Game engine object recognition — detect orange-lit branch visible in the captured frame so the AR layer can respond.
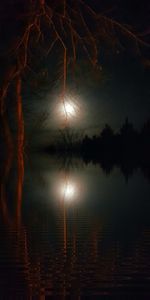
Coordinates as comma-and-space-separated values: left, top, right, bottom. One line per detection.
16, 77, 24, 223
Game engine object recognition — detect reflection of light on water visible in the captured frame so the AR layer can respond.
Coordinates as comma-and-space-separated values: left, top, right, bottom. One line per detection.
52, 172, 84, 205
42, 162, 86, 206
59, 180, 77, 202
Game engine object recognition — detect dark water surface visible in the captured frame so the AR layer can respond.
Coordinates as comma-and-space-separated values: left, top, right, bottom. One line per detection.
1, 153, 150, 298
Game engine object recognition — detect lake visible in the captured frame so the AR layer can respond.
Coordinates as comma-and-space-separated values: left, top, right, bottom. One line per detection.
0, 153, 150, 298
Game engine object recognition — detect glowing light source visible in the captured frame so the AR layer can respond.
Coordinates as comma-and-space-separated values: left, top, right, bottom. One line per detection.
60, 180, 77, 202
55, 95, 79, 123
52, 93, 84, 127
62, 100, 76, 119
64, 102, 75, 116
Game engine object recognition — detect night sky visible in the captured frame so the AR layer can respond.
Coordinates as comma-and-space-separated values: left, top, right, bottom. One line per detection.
25, 53, 150, 135
0, 0, 150, 141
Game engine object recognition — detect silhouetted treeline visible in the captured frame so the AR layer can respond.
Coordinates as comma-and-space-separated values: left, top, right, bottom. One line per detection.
80, 118, 150, 180
44, 118, 150, 181
81, 118, 150, 155
46, 118, 150, 155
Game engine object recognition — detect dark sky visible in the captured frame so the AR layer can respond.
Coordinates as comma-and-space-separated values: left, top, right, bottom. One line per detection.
83, 54, 150, 133
23, 0, 150, 136
1, 0, 150, 138
24, 50, 150, 138
84, 0, 150, 133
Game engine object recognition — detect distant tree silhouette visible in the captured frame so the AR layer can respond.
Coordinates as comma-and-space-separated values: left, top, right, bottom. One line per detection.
101, 124, 114, 139
119, 118, 138, 151
100, 124, 114, 151
120, 118, 135, 138
82, 134, 93, 155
